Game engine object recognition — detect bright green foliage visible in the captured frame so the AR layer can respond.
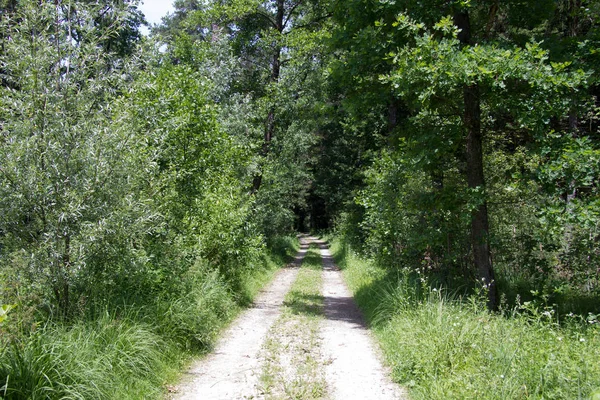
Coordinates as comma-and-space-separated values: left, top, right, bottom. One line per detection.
350, 149, 470, 276
0, 304, 13, 325
0, 0, 147, 316
0, 313, 170, 399
0, 1, 298, 397
327, 0, 600, 310
122, 57, 264, 292
331, 236, 600, 400
1, 0, 600, 396
156, 0, 333, 234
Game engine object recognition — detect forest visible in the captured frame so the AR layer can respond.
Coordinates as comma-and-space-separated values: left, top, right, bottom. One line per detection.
0, 0, 599, 398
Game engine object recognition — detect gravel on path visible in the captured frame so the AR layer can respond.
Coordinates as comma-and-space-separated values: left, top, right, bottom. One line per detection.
172, 238, 310, 400
171, 236, 405, 400
317, 239, 406, 400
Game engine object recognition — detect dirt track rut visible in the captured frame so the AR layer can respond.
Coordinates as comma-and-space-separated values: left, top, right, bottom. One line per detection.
317, 239, 404, 399
172, 236, 404, 400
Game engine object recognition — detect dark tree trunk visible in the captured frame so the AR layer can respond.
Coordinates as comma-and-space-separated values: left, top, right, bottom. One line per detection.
454, 9, 498, 310
464, 84, 497, 310
566, 0, 581, 38
251, 0, 284, 194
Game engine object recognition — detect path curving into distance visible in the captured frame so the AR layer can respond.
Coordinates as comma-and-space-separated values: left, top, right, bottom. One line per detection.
172, 236, 405, 400
316, 238, 405, 400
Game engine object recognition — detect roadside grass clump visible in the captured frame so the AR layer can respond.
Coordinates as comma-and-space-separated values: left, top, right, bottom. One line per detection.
268, 236, 302, 265
259, 243, 326, 400
0, 237, 299, 399
330, 236, 600, 400
153, 266, 238, 351
0, 312, 172, 400
155, 236, 299, 352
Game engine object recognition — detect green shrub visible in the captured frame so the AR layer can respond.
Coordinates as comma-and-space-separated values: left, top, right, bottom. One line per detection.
0, 235, 298, 399
331, 236, 600, 400
0, 313, 171, 400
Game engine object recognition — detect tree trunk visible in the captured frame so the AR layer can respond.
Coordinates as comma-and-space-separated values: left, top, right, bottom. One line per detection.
464, 84, 497, 310
455, 9, 498, 310
251, 0, 284, 194
566, 0, 581, 39
61, 233, 71, 316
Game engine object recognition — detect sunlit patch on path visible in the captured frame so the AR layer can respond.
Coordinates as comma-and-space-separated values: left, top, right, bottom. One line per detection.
317, 239, 406, 400
257, 242, 326, 399
172, 238, 310, 400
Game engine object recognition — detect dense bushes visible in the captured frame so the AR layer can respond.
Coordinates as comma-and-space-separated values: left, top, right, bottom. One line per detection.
338, 131, 600, 313
0, 0, 261, 318
323, 0, 600, 312
0, 240, 297, 398
0, 2, 298, 398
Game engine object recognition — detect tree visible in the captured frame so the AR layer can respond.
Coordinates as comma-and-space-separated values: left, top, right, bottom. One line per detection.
0, 0, 144, 315
327, 0, 595, 309
156, 0, 332, 235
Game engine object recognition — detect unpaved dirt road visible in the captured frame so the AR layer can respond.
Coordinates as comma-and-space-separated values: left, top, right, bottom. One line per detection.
317, 239, 403, 399
172, 236, 405, 400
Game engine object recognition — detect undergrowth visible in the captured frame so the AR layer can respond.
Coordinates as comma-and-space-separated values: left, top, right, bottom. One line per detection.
329, 236, 600, 400
240, 235, 301, 306
0, 236, 298, 400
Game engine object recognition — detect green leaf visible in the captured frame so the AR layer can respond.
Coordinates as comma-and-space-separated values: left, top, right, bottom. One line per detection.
0, 304, 15, 324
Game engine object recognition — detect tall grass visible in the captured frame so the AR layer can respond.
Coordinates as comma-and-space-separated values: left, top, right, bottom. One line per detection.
0, 236, 299, 399
0, 268, 231, 399
1, 313, 170, 399
329, 236, 600, 400
154, 267, 238, 351
238, 235, 301, 305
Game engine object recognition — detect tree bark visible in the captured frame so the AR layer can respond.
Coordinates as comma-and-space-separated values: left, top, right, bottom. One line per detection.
454, 9, 498, 310
464, 84, 497, 310
251, 0, 284, 194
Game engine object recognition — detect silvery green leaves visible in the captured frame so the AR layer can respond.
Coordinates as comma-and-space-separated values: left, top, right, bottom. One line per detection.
0, 0, 142, 316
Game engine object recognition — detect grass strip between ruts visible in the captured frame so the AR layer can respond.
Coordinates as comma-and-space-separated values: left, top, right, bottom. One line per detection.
258, 243, 327, 400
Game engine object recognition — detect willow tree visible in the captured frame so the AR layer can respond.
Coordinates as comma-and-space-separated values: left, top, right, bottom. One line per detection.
0, 0, 144, 315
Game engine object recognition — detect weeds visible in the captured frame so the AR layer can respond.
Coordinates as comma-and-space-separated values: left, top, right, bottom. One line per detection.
0, 313, 169, 399
259, 244, 326, 400
0, 236, 298, 399
330, 236, 600, 400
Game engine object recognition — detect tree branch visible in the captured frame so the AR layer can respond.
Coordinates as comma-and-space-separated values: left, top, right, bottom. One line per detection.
285, 12, 332, 32
283, 0, 304, 30
254, 9, 278, 30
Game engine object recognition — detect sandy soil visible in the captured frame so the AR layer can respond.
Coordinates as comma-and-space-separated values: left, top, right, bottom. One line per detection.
172, 238, 310, 400
171, 236, 405, 400
317, 239, 406, 400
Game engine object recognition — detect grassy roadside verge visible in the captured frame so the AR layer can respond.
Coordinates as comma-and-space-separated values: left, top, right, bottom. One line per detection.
0, 236, 299, 400
258, 244, 326, 400
329, 236, 600, 400
239, 236, 302, 305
